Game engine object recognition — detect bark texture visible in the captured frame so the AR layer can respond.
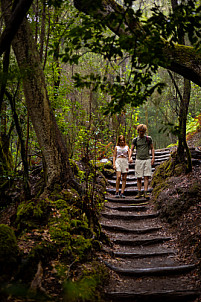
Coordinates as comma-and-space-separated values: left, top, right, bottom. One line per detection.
1, 0, 73, 188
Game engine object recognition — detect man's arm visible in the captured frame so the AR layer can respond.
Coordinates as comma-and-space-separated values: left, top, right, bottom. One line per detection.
150, 143, 155, 166
129, 144, 134, 163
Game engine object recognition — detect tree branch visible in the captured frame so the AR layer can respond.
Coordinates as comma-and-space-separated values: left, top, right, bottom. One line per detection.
0, 0, 33, 56
73, 0, 201, 87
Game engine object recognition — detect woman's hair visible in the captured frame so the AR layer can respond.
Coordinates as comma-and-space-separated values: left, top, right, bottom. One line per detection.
117, 135, 127, 146
137, 124, 147, 133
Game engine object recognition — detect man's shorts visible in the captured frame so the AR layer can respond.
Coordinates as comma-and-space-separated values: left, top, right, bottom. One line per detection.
115, 158, 129, 174
135, 158, 152, 178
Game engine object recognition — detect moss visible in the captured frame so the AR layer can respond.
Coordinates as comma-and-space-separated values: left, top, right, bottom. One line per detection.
72, 235, 93, 261
0, 224, 19, 280
48, 197, 95, 263
174, 43, 201, 61
188, 182, 201, 195
15, 199, 50, 231
63, 261, 109, 302
174, 163, 186, 176
151, 156, 187, 203
62, 189, 80, 203
151, 159, 172, 201
152, 182, 169, 202
101, 168, 114, 178
69, 159, 85, 182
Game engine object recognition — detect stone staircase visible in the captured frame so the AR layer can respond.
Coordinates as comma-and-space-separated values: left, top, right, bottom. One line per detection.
100, 148, 201, 302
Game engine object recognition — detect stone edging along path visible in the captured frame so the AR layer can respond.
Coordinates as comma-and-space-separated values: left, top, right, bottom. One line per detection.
99, 148, 201, 302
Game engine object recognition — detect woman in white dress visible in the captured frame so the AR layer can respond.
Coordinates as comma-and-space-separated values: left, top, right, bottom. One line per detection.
113, 135, 130, 198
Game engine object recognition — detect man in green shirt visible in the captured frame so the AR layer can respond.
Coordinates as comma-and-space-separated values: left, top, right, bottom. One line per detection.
129, 124, 155, 199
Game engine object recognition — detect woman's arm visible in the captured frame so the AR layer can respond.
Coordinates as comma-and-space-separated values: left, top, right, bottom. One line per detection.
113, 146, 117, 169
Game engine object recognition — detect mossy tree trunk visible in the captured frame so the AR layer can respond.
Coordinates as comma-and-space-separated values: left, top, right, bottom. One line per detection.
0, 46, 14, 177
1, 0, 81, 193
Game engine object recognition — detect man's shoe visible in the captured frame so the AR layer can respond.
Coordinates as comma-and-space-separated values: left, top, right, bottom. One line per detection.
144, 192, 150, 199
120, 193, 125, 198
135, 193, 141, 199
115, 192, 120, 198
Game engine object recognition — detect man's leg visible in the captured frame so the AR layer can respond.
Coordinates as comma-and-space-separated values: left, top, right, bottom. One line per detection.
135, 177, 142, 198
144, 159, 152, 198
144, 176, 150, 198
144, 176, 149, 191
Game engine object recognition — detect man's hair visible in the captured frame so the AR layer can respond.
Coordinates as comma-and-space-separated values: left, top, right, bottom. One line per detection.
137, 124, 147, 133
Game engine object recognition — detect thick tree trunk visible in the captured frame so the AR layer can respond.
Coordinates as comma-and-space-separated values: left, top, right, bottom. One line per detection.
1, 0, 74, 189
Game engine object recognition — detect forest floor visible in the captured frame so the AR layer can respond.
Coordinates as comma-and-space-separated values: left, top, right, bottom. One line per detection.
159, 130, 201, 267
0, 131, 201, 301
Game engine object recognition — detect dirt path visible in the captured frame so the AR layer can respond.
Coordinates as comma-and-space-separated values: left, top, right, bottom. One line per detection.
100, 149, 201, 302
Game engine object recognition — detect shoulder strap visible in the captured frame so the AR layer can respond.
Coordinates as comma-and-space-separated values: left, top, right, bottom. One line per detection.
146, 136, 151, 145
133, 137, 137, 147
134, 136, 151, 147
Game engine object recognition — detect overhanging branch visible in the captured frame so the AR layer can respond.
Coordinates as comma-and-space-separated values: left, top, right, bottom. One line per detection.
73, 0, 201, 87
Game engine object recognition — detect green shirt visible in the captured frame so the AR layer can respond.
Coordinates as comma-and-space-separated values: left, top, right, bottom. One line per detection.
132, 136, 152, 160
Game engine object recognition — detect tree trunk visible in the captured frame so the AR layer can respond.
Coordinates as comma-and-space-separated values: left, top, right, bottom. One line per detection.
6, 90, 31, 198
177, 79, 192, 172
171, 0, 192, 173
1, 0, 77, 191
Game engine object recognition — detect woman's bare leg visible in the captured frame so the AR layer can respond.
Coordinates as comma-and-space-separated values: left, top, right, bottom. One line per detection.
116, 171, 121, 193
121, 173, 127, 194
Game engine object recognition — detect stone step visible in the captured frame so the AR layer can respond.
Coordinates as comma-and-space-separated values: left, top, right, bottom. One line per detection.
111, 244, 179, 255
101, 212, 159, 220
103, 261, 196, 276
112, 236, 171, 246
108, 179, 140, 187
105, 195, 149, 203
102, 147, 200, 302
104, 204, 148, 211
103, 255, 181, 269
112, 250, 175, 258
106, 187, 152, 196
105, 289, 200, 302
101, 223, 161, 234
112, 172, 155, 179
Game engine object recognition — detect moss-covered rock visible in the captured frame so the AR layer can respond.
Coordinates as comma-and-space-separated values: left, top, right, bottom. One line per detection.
63, 260, 109, 302
15, 199, 50, 231
0, 224, 19, 280
151, 155, 188, 203
95, 159, 114, 178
